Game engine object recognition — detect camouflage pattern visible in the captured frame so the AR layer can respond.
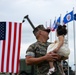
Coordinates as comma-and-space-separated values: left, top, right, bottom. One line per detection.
26, 41, 63, 75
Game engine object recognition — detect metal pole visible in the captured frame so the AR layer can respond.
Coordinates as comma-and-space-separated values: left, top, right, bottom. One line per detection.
49, 19, 52, 42
45, 21, 47, 28
65, 11, 70, 75
22, 15, 35, 30
67, 21, 70, 75
73, 7, 76, 75
55, 17, 57, 40
24, 15, 35, 29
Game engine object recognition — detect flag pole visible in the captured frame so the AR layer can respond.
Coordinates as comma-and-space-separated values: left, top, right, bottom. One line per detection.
49, 19, 52, 42
66, 10, 70, 75
73, 7, 76, 75
22, 15, 35, 29
60, 13, 64, 68
45, 21, 47, 28
55, 17, 57, 40
60, 14, 61, 25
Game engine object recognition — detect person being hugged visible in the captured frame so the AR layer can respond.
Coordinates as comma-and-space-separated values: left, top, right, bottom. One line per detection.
47, 25, 70, 75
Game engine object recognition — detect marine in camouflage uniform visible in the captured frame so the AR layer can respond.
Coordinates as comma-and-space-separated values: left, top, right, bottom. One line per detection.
26, 25, 63, 75
26, 41, 62, 75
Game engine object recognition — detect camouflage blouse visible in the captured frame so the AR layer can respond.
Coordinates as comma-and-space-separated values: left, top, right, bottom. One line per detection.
26, 41, 62, 75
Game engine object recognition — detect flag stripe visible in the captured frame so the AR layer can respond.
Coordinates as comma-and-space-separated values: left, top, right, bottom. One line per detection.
16, 23, 22, 73
9, 22, 14, 72
4, 22, 8, 72
6, 22, 12, 72
1, 40, 6, 72
14, 23, 19, 73
0, 41, 2, 72
12, 22, 17, 72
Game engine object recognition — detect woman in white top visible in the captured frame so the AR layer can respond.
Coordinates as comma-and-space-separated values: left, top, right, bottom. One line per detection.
47, 25, 70, 75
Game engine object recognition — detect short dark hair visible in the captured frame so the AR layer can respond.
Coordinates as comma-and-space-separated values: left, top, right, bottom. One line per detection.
56, 25, 67, 36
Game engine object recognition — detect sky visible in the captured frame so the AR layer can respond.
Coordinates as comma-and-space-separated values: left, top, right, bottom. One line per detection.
0, 0, 76, 70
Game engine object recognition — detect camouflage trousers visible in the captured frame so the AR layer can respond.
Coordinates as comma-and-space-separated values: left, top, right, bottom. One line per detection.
37, 61, 63, 75
37, 71, 62, 75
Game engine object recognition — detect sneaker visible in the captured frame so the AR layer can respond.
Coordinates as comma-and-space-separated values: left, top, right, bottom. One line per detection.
47, 71, 54, 75
63, 72, 65, 75
47, 67, 55, 75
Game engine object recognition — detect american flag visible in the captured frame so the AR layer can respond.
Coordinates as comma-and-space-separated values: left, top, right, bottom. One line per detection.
51, 20, 57, 31
0, 22, 22, 73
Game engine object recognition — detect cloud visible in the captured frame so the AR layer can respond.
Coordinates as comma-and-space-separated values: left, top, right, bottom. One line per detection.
0, 0, 76, 69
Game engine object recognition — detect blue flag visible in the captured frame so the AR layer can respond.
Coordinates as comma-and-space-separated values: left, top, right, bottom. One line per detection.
63, 11, 73, 24
57, 16, 61, 23
74, 14, 76, 20
57, 16, 61, 26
